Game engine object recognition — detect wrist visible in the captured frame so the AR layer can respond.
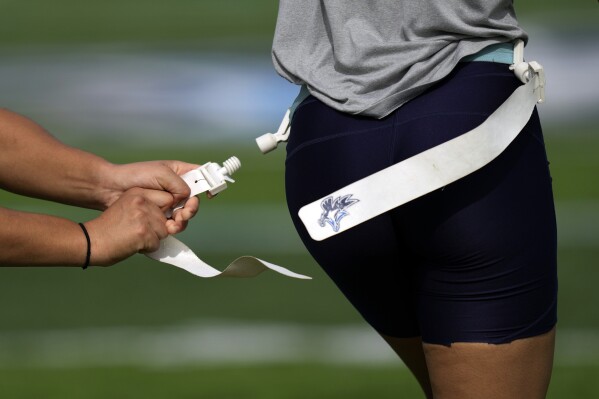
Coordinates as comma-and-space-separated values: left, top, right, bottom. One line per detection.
94, 161, 122, 210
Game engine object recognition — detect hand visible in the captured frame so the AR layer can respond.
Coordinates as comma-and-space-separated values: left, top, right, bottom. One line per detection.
84, 188, 173, 266
100, 160, 200, 234
167, 195, 199, 235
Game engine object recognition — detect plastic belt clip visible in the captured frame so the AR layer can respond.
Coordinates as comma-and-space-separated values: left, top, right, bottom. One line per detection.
256, 109, 291, 154
510, 39, 545, 103
165, 156, 240, 218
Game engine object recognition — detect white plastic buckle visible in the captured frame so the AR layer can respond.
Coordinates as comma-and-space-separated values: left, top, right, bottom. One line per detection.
510, 39, 545, 103
199, 157, 240, 196
166, 156, 241, 218
255, 109, 291, 154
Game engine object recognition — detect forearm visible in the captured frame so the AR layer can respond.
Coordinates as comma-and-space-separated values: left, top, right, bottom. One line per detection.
0, 207, 87, 266
0, 109, 199, 232
0, 186, 183, 267
0, 109, 113, 209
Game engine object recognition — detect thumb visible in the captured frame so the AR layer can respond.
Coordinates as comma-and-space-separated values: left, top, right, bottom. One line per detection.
155, 161, 199, 204
136, 188, 177, 211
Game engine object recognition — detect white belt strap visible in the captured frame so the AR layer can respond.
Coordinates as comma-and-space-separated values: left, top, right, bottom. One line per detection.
146, 157, 311, 279
298, 47, 545, 241
146, 236, 310, 279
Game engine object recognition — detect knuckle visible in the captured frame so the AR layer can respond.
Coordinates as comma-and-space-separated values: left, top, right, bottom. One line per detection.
130, 195, 146, 207
134, 223, 151, 238
131, 210, 146, 222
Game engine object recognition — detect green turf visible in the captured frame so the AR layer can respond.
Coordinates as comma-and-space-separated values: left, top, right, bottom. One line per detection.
0, 363, 597, 398
0, 0, 595, 48
0, 0, 278, 48
548, 365, 599, 399
0, 364, 423, 399
544, 128, 599, 200
0, 253, 361, 331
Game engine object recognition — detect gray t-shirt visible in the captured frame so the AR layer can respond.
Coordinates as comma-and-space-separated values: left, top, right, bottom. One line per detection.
272, 1, 527, 118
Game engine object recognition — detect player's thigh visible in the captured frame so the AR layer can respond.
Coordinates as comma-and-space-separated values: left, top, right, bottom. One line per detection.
423, 327, 555, 399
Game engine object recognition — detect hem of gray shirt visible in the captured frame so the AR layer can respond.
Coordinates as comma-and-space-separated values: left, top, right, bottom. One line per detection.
288, 43, 515, 121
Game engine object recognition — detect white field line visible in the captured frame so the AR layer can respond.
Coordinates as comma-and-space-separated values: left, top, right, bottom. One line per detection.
0, 322, 396, 368
0, 322, 596, 368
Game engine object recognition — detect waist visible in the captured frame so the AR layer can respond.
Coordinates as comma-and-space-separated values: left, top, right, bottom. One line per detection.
460, 43, 514, 64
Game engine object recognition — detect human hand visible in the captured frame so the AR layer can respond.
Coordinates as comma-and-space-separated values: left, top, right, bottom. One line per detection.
99, 160, 200, 234
84, 188, 174, 266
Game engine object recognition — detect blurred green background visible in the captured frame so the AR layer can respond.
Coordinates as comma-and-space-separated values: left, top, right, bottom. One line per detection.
0, 1, 597, 398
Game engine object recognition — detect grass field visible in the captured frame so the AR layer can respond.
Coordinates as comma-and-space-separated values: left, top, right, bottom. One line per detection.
8, 364, 599, 399
1, 364, 598, 399
0, 1, 597, 397
0, 0, 596, 49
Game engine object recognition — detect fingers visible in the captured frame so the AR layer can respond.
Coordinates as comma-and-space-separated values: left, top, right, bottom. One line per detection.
107, 161, 199, 208
89, 187, 179, 264
162, 160, 201, 176
134, 187, 177, 211
128, 187, 200, 237
134, 188, 199, 235
167, 196, 199, 234
126, 186, 200, 236
121, 190, 169, 250
155, 161, 200, 204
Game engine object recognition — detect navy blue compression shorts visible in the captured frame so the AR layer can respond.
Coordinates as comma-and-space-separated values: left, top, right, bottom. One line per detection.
285, 62, 558, 345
